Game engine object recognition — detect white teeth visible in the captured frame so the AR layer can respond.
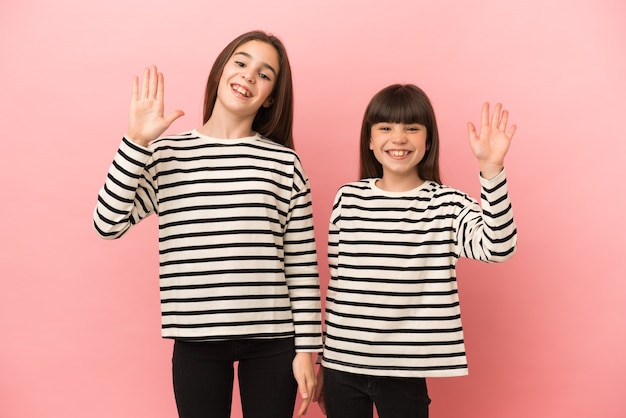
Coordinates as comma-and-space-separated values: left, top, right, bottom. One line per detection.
232, 85, 251, 97
389, 150, 409, 157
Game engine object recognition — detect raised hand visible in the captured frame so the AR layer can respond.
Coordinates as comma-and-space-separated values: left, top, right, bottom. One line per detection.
127, 65, 185, 147
467, 102, 516, 179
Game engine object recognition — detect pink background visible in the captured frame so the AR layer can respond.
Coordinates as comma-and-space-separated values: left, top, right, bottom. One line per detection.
1, 0, 625, 417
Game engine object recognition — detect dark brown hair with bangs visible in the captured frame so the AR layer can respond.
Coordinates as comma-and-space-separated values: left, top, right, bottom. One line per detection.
202, 30, 295, 149
359, 84, 442, 183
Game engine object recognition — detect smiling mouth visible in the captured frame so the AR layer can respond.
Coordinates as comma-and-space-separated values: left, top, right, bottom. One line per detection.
231, 84, 252, 98
387, 150, 410, 157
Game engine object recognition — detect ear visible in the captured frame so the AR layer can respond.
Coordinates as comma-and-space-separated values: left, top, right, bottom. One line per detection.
369, 138, 373, 150
263, 97, 273, 108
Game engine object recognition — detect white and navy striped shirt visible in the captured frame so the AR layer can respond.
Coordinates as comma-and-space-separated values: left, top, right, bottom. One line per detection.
321, 170, 516, 376
94, 130, 322, 352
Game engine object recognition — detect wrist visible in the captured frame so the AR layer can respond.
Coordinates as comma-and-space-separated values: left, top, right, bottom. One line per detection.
478, 163, 504, 180
125, 134, 151, 148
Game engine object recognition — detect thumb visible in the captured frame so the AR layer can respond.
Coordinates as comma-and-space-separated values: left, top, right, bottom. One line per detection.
298, 376, 310, 399
164, 110, 185, 126
467, 122, 478, 142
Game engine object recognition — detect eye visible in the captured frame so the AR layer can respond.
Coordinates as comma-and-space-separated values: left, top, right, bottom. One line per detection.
234, 60, 245, 67
258, 72, 271, 81
406, 124, 425, 132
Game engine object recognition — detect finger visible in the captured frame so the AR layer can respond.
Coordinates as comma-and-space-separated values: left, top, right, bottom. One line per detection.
481, 102, 490, 128
164, 110, 185, 126
498, 109, 509, 131
131, 75, 139, 102
313, 366, 324, 402
297, 377, 312, 403
148, 65, 158, 99
312, 385, 321, 402
141, 67, 150, 99
298, 371, 316, 417
297, 396, 312, 417
156, 71, 165, 103
467, 122, 478, 142
318, 395, 327, 415
490, 102, 503, 128
507, 124, 517, 139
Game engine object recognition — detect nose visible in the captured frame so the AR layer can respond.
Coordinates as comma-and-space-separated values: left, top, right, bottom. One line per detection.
241, 72, 254, 83
391, 129, 407, 144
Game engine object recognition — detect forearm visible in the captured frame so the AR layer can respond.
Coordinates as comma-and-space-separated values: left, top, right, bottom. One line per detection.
478, 169, 517, 261
93, 137, 154, 238
284, 226, 322, 350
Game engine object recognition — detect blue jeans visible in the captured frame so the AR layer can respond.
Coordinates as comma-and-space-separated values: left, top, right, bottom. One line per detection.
323, 367, 430, 418
172, 338, 297, 418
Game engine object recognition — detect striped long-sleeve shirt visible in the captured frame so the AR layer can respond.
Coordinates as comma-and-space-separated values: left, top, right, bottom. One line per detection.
93, 130, 323, 352
321, 169, 516, 377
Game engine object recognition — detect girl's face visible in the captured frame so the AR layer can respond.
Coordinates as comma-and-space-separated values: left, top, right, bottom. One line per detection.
216, 40, 279, 118
369, 122, 428, 188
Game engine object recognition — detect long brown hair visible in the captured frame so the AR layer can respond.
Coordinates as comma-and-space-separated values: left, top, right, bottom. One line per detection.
202, 30, 295, 149
359, 84, 441, 184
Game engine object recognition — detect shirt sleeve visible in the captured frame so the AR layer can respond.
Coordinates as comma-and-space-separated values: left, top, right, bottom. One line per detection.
324, 189, 342, 340
93, 137, 157, 239
456, 169, 517, 262
283, 157, 323, 352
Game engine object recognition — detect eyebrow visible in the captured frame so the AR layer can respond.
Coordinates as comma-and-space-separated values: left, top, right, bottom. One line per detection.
233, 51, 278, 78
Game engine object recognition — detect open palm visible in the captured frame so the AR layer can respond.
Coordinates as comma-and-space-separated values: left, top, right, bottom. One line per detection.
127, 65, 184, 147
467, 102, 516, 178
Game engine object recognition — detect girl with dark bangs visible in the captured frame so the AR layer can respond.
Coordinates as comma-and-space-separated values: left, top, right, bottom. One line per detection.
359, 85, 441, 186
314, 84, 518, 418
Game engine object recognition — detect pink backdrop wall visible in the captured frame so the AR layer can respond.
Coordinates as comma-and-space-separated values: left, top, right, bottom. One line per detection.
1, 1, 625, 417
